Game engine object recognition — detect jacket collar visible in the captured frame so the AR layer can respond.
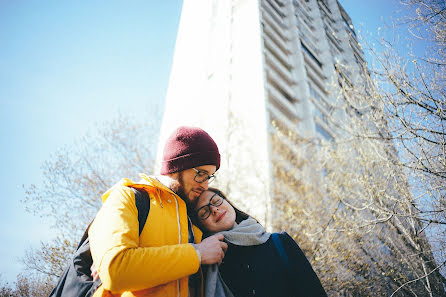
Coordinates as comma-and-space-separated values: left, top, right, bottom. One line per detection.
139, 173, 178, 196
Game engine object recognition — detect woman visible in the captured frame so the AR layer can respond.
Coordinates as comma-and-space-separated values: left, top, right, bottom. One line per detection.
191, 188, 327, 297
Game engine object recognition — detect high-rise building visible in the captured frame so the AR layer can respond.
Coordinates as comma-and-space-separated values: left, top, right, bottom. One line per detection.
156, 0, 446, 295
156, 0, 365, 227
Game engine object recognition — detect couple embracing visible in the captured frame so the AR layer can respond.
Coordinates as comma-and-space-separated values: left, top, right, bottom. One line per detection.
88, 126, 327, 297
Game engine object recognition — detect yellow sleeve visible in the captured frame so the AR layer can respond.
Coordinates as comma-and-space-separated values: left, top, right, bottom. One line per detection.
89, 187, 200, 293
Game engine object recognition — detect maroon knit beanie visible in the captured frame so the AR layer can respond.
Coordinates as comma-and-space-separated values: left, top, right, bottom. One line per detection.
161, 126, 220, 175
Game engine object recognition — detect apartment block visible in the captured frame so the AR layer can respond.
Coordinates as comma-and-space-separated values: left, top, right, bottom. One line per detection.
156, 0, 367, 227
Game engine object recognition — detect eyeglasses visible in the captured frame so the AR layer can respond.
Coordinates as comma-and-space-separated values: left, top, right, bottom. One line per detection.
195, 191, 224, 220
192, 168, 216, 184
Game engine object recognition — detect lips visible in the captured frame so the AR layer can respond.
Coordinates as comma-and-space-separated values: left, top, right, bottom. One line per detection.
192, 190, 202, 197
216, 211, 226, 222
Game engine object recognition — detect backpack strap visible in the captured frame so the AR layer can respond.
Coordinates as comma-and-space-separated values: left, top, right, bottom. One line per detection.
77, 221, 94, 249
131, 188, 150, 236
77, 188, 150, 248
271, 233, 292, 272
49, 188, 152, 297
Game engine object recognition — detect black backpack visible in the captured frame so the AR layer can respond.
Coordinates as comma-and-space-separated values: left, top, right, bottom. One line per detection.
48, 187, 150, 297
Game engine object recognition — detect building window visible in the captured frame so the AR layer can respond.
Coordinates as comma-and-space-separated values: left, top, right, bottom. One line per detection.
271, 81, 294, 103
313, 104, 329, 124
301, 41, 323, 68
294, 0, 313, 22
309, 84, 323, 102
342, 15, 356, 37
266, 0, 285, 18
315, 123, 333, 140
273, 0, 284, 7
317, 0, 331, 13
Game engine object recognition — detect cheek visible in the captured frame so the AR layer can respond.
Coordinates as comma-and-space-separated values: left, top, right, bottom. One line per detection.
201, 218, 218, 232
226, 208, 236, 225
185, 182, 198, 193
219, 207, 236, 230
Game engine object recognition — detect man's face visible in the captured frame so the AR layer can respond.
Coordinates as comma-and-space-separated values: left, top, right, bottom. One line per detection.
170, 165, 217, 206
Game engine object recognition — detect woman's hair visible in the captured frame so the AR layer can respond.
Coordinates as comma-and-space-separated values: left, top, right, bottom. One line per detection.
189, 187, 255, 231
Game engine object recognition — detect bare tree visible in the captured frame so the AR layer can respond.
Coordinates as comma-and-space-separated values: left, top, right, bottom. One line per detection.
361, 0, 445, 288
0, 273, 53, 297
22, 113, 158, 279
268, 1, 445, 295
0, 274, 14, 297
271, 118, 445, 296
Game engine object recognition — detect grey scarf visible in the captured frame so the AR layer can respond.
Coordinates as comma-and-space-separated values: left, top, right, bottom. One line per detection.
204, 217, 271, 297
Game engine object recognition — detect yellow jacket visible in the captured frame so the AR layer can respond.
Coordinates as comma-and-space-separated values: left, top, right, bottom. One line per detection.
89, 174, 203, 297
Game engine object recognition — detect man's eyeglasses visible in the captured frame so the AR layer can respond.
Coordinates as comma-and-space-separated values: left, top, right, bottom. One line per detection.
195, 191, 224, 220
192, 168, 216, 184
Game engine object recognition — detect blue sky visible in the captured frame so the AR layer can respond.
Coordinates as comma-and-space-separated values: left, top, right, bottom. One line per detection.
0, 0, 401, 284
0, 0, 183, 283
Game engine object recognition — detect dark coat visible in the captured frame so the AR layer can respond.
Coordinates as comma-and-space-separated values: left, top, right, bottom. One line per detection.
219, 232, 327, 297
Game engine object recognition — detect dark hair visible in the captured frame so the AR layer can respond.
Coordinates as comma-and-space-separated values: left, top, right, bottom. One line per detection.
189, 187, 256, 232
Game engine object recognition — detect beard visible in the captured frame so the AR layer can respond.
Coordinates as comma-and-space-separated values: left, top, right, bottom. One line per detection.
169, 172, 194, 208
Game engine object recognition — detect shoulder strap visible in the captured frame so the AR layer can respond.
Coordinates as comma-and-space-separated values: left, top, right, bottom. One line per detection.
77, 221, 94, 249
78, 188, 150, 248
271, 233, 292, 272
131, 188, 150, 236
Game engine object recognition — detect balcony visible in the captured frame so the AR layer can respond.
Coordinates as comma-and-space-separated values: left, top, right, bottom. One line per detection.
306, 69, 327, 95
265, 37, 292, 70
267, 85, 299, 122
323, 18, 338, 35
336, 68, 353, 88
263, 22, 290, 55
308, 83, 330, 106
353, 52, 366, 68
293, 0, 313, 23
265, 56, 294, 86
314, 119, 334, 140
268, 76, 296, 103
273, 0, 285, 7
342, 14, 356, 37
262, 7, 289, 40
317, 0, 332, 15
349, 38, 364, 58
268, 103, 300, 134
296, 10, 314, 31
326, 31, 344, 53
269, 113, 300, 138
267, 70, 296, 99
262, 0, 286, 29
301, 41, 322, 68
301, 42, 327, 82
266, 0, 285, 18
298, 22, 318, 53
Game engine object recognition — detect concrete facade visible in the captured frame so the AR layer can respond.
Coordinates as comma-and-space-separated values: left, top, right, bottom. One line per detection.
156, 0, 365, 228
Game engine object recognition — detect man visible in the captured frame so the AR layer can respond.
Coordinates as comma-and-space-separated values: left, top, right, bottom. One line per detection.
89, 126, 227, 297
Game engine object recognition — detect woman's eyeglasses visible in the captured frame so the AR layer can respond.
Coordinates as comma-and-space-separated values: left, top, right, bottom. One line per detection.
195, 192, 224, 220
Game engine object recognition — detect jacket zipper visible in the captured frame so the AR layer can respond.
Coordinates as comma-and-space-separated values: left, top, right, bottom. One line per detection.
173, 194, 181, 297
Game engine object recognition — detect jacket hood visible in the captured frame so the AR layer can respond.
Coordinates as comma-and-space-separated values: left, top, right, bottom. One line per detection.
101, 174, 176, 203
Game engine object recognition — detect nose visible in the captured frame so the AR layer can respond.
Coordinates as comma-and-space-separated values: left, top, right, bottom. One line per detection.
210, 205, 219, 215
200, 179, 209, 191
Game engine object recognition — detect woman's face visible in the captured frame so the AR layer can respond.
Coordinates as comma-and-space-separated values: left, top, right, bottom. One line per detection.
195, 190, 236, 233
